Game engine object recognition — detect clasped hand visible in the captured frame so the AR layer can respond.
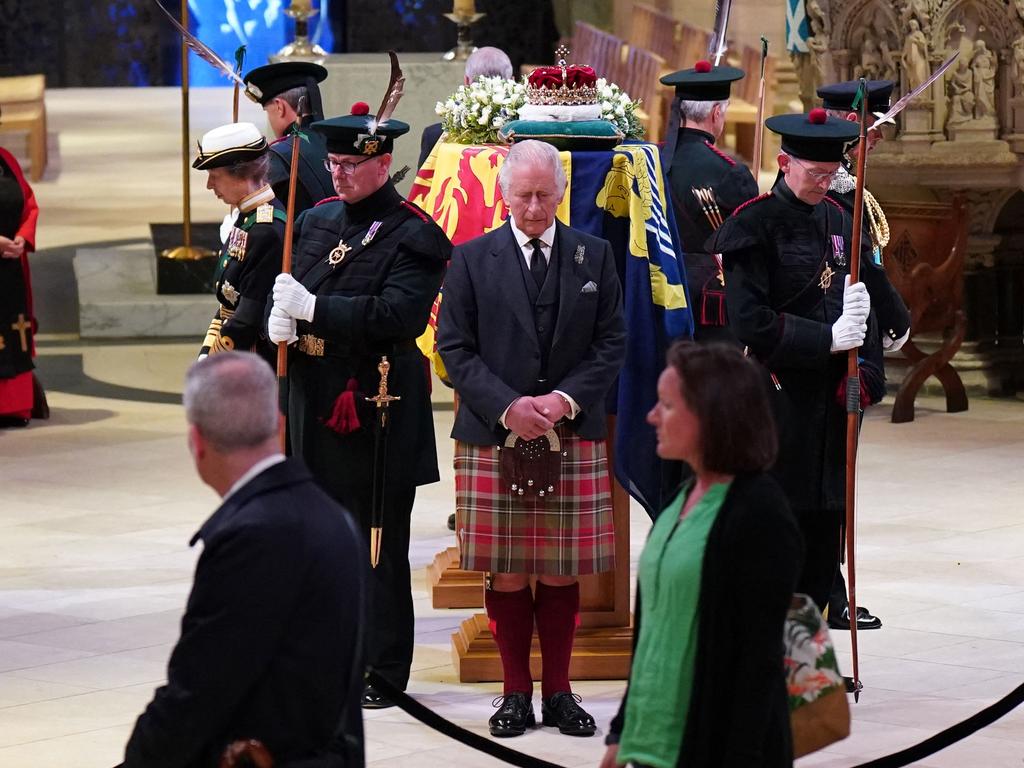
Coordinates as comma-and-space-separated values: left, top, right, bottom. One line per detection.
505, 394, 570, 440
272, 273, 316, 322
0, 236, 26, 259
831, 276, 871, 352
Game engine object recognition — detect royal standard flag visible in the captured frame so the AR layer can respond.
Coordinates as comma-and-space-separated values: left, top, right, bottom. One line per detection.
412, 141, 692, 514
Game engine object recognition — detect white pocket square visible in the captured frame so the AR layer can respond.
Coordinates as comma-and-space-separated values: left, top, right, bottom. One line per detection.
581, 281, 598, 294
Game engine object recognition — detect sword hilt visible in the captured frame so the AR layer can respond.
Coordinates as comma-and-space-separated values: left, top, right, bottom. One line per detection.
366, 355, 401, 407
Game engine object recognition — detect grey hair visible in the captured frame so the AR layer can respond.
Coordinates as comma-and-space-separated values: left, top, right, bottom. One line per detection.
225, 153, 271, 183
680, 98, 729, 123
274, 85, 307, 112
465, 47, 514, 81
498, 140, 567, 199
183, 352, 279, 451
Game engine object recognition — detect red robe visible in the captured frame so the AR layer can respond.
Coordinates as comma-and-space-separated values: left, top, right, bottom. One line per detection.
0, 147, 39, 418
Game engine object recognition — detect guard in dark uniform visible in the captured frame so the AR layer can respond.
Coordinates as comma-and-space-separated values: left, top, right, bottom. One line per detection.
194, 122, 286, 366
708, 110, 910, 612
243, 62, 335, 215
820, 79, 907, 631
268, 102, 452, 708
660, 60, 759, 344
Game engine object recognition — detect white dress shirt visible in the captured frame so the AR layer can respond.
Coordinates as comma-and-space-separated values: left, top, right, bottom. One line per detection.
221, 453, 286, 503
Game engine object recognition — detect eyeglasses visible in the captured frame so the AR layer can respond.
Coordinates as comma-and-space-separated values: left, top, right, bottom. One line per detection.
789, 156, 839, 184
324, 156, 375, 175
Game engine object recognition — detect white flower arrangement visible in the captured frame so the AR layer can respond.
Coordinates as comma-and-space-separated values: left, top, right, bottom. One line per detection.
437, 76, 527, 145
437, 75, 645, 145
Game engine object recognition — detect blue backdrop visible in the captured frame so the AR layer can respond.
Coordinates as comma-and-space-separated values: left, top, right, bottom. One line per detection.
183, 0, 335, 85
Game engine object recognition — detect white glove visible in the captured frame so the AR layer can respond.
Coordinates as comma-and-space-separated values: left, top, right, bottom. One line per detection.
831, 314, 867, 352
273, 273, 316, 321
882, 328, 910, 352
268, 305, 298, 345
841, 275, 871, 323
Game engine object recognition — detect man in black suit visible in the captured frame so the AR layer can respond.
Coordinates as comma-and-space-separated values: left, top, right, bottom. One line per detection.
438, 140, 626, 738
120, 352, 365, 768
417, 46, 514, 169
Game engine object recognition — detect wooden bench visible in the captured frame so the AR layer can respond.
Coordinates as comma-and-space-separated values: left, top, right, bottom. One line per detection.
0, 75, 48, 181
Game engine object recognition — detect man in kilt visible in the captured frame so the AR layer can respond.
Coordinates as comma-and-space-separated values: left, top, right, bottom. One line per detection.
437, 140, 626, 738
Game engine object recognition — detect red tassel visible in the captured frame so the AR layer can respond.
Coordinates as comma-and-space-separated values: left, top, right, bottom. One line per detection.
322, 378, 361, 434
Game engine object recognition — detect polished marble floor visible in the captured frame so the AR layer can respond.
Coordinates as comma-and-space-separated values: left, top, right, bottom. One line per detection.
2, 89, 1024, 767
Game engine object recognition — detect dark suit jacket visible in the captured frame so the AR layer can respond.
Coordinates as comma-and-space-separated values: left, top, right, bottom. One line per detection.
609, 472, 804, 768
437, 220, 626, 446
122, 459, 366, 768
418, 122, 443, 169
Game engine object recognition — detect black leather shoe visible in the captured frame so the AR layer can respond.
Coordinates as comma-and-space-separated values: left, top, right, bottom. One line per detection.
361, 683, 395, 709
828, 605, 882, 631
447, 513, 456, 531
542, 692, 597, 736
489, 693, 535, 737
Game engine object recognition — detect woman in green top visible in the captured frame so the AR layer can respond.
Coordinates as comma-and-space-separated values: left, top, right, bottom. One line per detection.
602, 342, 803, 768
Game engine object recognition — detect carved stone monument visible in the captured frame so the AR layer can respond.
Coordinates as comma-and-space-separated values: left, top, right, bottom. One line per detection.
808, 0, 1024, 394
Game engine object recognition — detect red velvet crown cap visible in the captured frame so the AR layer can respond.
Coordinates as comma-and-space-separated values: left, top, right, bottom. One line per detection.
527, 64, 597, 89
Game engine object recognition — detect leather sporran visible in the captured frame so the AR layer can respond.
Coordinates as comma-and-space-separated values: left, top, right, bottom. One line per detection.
786, 594, 850, 758
499, 429, 562, 499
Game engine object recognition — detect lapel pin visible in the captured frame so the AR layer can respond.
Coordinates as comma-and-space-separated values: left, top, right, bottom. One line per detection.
574, 244, 585, 264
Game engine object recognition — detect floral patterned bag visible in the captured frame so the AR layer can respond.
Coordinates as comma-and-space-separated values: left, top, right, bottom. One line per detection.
785, 594, 851, 758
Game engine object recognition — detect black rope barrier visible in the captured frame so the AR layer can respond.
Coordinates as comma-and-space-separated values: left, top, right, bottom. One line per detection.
851, 681, 1024, 768
366, 671, 565, 768
368, 670, 1024, 768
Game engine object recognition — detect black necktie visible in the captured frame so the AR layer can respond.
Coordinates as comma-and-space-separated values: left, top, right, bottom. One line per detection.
529, 238, 547, 289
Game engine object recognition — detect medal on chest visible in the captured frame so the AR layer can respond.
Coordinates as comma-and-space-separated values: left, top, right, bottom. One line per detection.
819, 265, 835, 291
227, 227, 248, 262
831, 234, 846, 267
327, 239, 352, 266
362, 220, 382, 246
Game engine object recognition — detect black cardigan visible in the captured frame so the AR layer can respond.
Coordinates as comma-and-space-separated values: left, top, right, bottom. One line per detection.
608, 472, 804, 768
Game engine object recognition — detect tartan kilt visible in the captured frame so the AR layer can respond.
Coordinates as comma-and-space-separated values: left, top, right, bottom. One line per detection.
455, 425, 616, 576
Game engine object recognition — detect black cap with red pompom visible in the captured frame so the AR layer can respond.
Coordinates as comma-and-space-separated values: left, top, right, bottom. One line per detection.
765, 111, 861, 162
310, 101, 410, 157
659, 61, 745, 101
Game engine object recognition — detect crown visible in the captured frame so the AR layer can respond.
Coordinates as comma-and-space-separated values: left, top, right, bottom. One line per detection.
525, 46, 599, 106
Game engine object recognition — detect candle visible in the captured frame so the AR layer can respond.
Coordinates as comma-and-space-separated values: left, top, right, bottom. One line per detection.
453, 0, 475, 16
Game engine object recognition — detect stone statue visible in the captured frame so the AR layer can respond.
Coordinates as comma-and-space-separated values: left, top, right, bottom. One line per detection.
971, 40, 997, 119
900, 0, 932, 34
793, 0, 831, 110
1013, 34, 1024, 88
1014, 0, 1024, 24
902, 19, 930, 90
856, 37, 884, 80
946, 57, 975, 127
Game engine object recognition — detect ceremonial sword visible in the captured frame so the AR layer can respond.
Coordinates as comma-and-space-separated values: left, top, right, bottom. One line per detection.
366, 356, 400, 568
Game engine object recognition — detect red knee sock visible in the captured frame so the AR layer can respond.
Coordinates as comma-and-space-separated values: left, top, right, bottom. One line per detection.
485, 586, 535, 696
534, 581, 580, 700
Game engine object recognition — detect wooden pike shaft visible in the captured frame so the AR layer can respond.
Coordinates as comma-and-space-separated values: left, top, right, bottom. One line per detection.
276, 131, 302, 452
845, 79, 870, 702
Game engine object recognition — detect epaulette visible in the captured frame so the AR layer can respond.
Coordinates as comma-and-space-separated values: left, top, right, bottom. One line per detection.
731, 192, 772, 217
704, 140, 737, 167
314, 195, 342, 208
255, 203, 274, 224
400, 199, 430, 222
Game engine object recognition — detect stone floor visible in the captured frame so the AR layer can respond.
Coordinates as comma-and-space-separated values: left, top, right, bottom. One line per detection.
1, 88, 1023, 767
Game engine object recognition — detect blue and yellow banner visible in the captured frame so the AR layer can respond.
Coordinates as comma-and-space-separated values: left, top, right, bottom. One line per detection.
413, 141, 692, 515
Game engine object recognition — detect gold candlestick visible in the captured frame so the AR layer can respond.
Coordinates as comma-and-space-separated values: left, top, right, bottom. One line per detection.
443, 10, 486, 62
272, 0, 327, 62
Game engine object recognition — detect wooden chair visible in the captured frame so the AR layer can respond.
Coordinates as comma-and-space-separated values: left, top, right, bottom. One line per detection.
573, 21, 626, 83
632, 3, 681, 64
0, 74, 47, 181
677, 23, 712, 70
880, 195, 970, 423
617, 46, 667, 142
